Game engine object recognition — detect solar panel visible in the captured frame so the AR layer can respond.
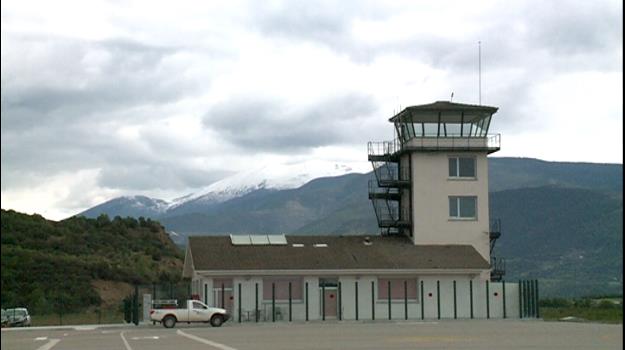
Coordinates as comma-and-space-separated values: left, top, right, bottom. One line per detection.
250, 235, 270, 245
267, 234, 287, 245
230, 234, 251, 245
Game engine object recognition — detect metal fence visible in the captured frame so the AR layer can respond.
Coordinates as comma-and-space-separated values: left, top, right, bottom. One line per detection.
122, 279, 540, 325
9, 303, 125, 327
123, 282, 191, 325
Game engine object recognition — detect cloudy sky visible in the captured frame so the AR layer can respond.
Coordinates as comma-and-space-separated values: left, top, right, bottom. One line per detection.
1, 0, 622, 220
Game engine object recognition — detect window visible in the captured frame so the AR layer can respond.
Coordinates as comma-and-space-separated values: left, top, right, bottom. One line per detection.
449, 196, 477, 219
212, 278, 233, 309
263, 277, 303, 300
448, 157, 476, 178
377, 278, 418, 301
192, 301, 207, 310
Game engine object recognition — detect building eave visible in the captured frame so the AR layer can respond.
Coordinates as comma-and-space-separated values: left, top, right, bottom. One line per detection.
182, 243, 196, 279
192, 268, 487, 277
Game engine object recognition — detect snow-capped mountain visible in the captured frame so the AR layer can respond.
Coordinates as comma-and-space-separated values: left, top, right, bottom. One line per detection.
167, 160, 370, 210
79, 195, 170, 219
78, 160, 371, 219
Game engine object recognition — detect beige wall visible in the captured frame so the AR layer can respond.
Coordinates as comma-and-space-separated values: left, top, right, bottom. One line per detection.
410, 152, 491, 262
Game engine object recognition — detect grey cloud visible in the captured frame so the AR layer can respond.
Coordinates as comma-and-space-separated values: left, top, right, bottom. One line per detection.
97, 164, 230, 191
486, 82, 540, 133
252, 0, 391, 64
257, 4, 346, 43
252, 0, 622, 73
254, 0, 388, 40
525, 1, 622, 56
0, 34, 223, 194
1, 36, 203, 131
203, 94, 378, 152
0, 116, 227, 193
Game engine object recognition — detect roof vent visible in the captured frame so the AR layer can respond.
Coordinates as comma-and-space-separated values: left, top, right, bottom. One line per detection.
292, 243, 304, 247
313, 243, 328, 248
363, 237, 372, 246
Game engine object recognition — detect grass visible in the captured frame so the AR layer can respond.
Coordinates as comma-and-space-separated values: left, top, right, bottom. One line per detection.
541, 306, 623, 324
31, 309, 125, 326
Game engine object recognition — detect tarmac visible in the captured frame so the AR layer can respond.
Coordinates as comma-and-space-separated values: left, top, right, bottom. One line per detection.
2, 319, 622, 350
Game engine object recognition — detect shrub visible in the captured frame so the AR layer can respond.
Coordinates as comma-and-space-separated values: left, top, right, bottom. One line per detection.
540, 298, 571, 307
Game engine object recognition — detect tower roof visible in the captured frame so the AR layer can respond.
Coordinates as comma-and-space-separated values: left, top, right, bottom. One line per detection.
389, 101, 498, 123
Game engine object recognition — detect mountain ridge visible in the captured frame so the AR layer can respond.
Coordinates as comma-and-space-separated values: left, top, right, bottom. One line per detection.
78, 157, 623, 221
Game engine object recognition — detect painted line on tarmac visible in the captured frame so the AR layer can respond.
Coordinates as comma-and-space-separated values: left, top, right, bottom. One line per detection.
120, 331, 133, 350
131, 336, 160, 340
35, 338, 60, 350
177, 329, 238, 350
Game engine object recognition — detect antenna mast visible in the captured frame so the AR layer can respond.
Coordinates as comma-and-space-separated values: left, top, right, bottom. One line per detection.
478, 41, 482, 105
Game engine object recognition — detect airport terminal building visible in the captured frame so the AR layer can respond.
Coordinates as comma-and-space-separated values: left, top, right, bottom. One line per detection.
183, 101, 539, 321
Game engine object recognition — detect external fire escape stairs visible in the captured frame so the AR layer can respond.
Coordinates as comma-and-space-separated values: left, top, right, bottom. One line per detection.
489, 218, 506, 282
367, 140, 411, 236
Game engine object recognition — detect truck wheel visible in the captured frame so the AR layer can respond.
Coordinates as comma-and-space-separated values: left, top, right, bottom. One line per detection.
210, 315, 224, 327
162, 316, 177, 328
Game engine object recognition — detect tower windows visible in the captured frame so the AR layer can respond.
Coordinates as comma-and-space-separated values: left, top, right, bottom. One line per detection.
449, 196, 477, 219
448, 157, 476, 178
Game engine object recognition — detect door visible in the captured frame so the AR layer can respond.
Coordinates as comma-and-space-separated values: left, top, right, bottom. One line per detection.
190, 301, 211, 322
319, 278, 338, 319
213, 278, 234, 314
323, 288, 338, 318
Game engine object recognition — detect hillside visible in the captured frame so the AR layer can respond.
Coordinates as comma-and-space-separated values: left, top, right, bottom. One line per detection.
161, 173, 374, 236
491, 186, 623, 297
489, 157, 623, 193
0, 210, 183, 313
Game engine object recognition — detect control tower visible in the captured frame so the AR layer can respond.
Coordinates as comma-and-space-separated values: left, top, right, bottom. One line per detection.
368, 101, 504, 281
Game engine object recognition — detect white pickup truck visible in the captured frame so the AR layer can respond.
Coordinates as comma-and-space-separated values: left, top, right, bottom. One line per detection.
150, 300, 230, 328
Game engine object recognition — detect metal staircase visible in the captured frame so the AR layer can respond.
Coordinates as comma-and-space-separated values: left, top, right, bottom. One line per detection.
490, 257, 505, 282
489, 219, 505, 282
367, 140, 411, 236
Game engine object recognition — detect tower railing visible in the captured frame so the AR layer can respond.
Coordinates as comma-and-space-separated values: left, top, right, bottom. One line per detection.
401, 134, 501, 152
369, 134, 501, 154
367, 139, 400, 157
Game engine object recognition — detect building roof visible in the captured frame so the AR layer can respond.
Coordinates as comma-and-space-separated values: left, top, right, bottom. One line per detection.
389, 101, 498, 123
187, 235, 490, 273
